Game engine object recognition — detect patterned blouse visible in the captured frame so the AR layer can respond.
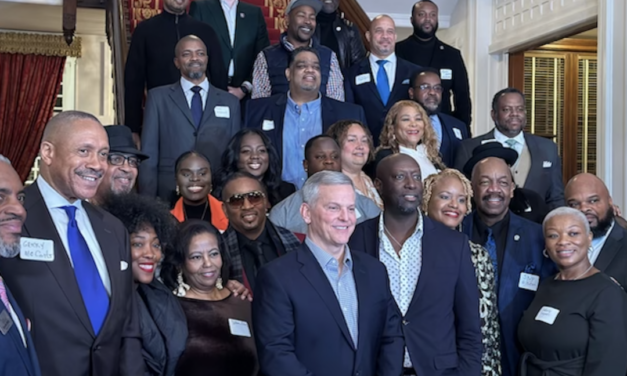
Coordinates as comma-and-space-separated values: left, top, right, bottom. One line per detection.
469, 241, 502, 376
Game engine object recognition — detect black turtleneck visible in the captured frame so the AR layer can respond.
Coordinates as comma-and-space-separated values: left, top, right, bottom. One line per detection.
316, 12, 340, 58
397, 35, 437, 68
124, 10, 229, 133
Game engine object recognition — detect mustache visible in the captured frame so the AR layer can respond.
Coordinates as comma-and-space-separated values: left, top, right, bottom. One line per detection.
113, 171, 134, 179
482, 193, 504, 202
0, 213, 26, 224
76, 168, 103, 178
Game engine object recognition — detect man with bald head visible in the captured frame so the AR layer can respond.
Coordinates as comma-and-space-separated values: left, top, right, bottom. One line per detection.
349, 154, 481, 376
344, 14, 421, 145
139, 35, 241, 201
461, 156, 554, 376
565, 173, 627, 288
0, 111, 144, 376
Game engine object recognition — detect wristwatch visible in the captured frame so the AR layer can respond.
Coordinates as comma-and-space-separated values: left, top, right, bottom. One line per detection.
241, 81, 253, 96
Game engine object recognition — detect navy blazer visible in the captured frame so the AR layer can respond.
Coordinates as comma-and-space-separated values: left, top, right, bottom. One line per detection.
462, 212, 556, 376
437, 113, 469, 167
348, 215, 482, 376
252, 243, 404, 376
344, 56, 422, 145
0, 285, 41, 376
245, 94, 367, 160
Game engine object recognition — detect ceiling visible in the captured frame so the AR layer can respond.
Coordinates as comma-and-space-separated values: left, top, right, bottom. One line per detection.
363, 0, 460, 28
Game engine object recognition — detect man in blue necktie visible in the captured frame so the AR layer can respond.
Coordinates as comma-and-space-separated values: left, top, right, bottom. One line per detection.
0, 111, 144, 376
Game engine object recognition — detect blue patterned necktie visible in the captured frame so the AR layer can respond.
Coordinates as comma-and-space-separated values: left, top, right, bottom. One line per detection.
376, 60, 390, 106
191, 86, 203, 128
62, 206, 109, 335
485, 228, 499, 285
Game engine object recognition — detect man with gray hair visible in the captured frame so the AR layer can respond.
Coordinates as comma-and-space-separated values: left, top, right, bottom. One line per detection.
0, 156, 42, 375
253, 170, 404, 376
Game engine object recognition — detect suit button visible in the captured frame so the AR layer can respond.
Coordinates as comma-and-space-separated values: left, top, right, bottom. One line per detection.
95, 345, 101, 351
193, 132, 197, 137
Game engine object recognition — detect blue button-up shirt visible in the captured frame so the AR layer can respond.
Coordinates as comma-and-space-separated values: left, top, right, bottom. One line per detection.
306, 238, 359, 348
429, 114, 443, 147
281, 92, 322, 189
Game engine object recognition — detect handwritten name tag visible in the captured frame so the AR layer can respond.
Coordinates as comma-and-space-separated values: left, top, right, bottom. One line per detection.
214, 106, 231, 118
229, 319, 251, 337
535, 306, 559, 325
20, 237, 54, 262
518, 272, 539, 291
355, 74, 371, 86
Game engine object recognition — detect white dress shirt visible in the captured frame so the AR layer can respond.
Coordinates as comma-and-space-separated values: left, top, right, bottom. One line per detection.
180, 77, 210, 110
494, 128, 526, 156
369, 52, 397, 90
400, 144, 439, 181
36, 177, 112, 295
589, 221, 615, 264
220, 0, 238, 77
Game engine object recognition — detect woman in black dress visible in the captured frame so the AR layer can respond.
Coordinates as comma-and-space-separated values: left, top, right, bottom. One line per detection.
214, 129, 295, 206
101, 193, 187, 376
161, 220, 258, 376
518, 207, 627, 376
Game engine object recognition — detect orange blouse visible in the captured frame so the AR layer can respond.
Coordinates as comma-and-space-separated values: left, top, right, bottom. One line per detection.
170, 194, 229, 232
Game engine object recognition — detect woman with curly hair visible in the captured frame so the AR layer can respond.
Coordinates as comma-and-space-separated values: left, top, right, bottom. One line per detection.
422, 169, 502, 376
374, 100, 445, 180
326, 119, 383, 208
214, 129, 295, 206
101, 193, 187, 376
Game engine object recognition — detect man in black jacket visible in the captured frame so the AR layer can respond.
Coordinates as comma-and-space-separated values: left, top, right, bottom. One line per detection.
314, 0, 366, 70
396, 0, 472, 132
124, 0, 228, 146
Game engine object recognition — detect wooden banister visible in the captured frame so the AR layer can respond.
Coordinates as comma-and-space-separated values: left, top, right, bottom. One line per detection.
338, 0, 371, 51
106, 0, 130, 124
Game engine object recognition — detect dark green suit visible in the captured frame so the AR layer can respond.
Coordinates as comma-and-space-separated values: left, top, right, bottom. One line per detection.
190, 0, 270, 88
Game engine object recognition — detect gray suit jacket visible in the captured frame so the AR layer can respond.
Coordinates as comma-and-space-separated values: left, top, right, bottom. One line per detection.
453, 129, 564, 209
139, 81, 241, 200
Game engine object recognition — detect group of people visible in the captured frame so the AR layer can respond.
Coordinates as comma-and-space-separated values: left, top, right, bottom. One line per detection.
2, 0, 627, 375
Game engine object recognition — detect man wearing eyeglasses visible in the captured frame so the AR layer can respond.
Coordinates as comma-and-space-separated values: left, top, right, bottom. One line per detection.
91, 125, 149, 206
220, 172, 302, 293
409, 68, 468, 166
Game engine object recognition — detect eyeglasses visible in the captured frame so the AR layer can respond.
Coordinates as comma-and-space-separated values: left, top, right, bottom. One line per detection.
416, 84, 444, 93
108, 154, 141, 168
225, 191, 266, 208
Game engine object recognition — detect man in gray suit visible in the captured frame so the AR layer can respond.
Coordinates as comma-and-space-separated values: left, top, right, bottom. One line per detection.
139, 35, 241, 201
453, 88, 564, 209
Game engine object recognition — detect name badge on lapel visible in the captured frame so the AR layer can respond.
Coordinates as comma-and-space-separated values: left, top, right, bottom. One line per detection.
453, 128, 463, 140
120, 261, 129, 271
228, 319, 251, 337
543, 161, 552, 168
20, 237, 54, 262
262, 120, 275, 131
0, 310, 13, 335
355, 74, 371, 86
214, 106, 231, 119
402, 79, 410, 85
518, 272, 539, 291
440, 68, 453, 80
535, 306, 559, 325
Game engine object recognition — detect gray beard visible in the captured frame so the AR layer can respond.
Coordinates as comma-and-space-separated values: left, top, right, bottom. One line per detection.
0, 237, 20, 258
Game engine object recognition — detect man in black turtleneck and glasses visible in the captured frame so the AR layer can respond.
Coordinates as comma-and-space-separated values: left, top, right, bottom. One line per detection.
124, 0, 229, 146
314, 0, 366, 71
396, 0, 472, 134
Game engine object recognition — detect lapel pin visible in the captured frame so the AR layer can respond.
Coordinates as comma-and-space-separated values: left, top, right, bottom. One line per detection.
440, 46, 444, 50
240, 13, 245, 18
514, 234, 520, 241
336, 26, 342, 31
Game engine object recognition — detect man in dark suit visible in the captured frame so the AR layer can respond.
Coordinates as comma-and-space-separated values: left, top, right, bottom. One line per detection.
190, 0, 270, 101
253, 170, 404, 376
246, 47, 366, 189
461, 155, 555, 376
345, 15, 421, 145
138, 35, 241, 201
349, 154, 481, 376
454, 88, 564, 209
0, 111, 143, 376
396, 0, 472, 130
0, 156, 41, 376
409, 68, 468, 166
565, 173, 627, 288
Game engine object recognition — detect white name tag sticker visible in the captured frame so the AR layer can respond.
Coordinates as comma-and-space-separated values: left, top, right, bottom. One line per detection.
402, 78, 410, 85
535, 306, 560, 325
214, 106, 231, 118
355, 73, 371, 86
453, 128, 463, 140
440, 68, 453, 80
228, 318, 251, 337
20, 237, 54, 262
262, 120, 275, 131
519, 272, 539, 291
543, 161, 552, 168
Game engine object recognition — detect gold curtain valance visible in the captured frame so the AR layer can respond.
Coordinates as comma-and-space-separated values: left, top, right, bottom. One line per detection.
0, 32, 81, 58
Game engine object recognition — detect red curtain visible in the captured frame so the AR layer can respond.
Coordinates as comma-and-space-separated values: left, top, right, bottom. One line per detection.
0, 53, 66, 182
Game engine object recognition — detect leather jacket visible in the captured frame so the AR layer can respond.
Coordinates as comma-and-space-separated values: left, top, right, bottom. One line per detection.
315, 13, 367, 70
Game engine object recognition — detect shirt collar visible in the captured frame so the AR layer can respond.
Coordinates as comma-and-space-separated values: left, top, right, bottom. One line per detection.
220, 0, 238, 9
474, 210, 510, 234
369, 52, 397, 66
180, 76, 209, 93
592, 220, 615, 249
493, 127, 525, 146
236, 222, 271, 246
306, 237, 353, 271
281, 33, 313, 51
36, 176, 84, 210
286, 91, 322, 113
378, 210, 424, 241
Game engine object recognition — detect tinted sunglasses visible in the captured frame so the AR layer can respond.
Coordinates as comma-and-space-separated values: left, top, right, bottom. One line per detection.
225, 191, 266, 208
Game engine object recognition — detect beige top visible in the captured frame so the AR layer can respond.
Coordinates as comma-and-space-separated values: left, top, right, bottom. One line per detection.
355, 172, 383, 209
512, 142, 531, 187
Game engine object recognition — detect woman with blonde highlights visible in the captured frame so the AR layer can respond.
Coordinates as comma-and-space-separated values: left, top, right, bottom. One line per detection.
374, 100, 445, 181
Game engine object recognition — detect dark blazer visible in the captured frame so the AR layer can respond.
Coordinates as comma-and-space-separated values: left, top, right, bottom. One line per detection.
138, 81, 241, 200
348, 215, 482, 376
437, 112, 469, 167
462, 212, 556, 376
0, 286, 41, 376
252, 243, 404, 376
595, 223, 627, 289
0, 183, 143, 376
453, 129, 565, 209
190, 0, 270, 88
245, 94, 367, 160
396, 36, 472, 129
344, 56, 422, 145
